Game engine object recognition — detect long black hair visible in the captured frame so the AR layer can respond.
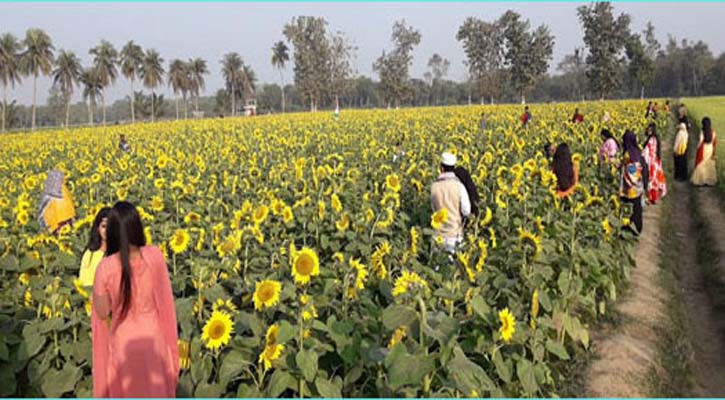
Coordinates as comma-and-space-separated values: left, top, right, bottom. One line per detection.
645, 122, 661, 159
600, 129, 620, 149
552, 143, 575, 192
86, 207, 111, 251
703, 117, 713, 144
622, 130, 641, 163
454, 166, 480, 216
106, 201, 146, 321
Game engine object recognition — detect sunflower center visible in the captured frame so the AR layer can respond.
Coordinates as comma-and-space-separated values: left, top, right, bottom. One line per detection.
209, 320, 226, 340
258, 284, 274, 302
174, 235, 185, 246
297, 255, 314, 275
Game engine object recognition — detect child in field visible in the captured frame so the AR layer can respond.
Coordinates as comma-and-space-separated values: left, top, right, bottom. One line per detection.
78, 207, 111, 287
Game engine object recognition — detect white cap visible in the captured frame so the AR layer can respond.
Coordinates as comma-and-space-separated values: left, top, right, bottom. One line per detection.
441, 152, 457, 166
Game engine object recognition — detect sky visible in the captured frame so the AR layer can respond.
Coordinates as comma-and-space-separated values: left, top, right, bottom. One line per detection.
2, 2, 725, 105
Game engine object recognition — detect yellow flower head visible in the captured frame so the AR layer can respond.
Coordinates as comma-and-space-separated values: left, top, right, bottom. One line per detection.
201, 310, 234, 350
385, 173, 401, 192
531, 290, 540, 319
498, 307, 516, 343
178, 339, 191, 370
410, 227, 420, 255
336, 213, 351, 232
212, 298, 239, 315
480, 207, 493, 226
431, 208, 448, 230
387, 326, 407, 349
282, 206, 294, 224
518, 228, 542, 256
331, 193, 343, 213
317, 200, 326, 220
253, 280, 282, 311
150, 196, 164, 212
184, 211, 202, 225
169, 229, 191, 254
392, 270, 429, 297
292, 247, 320, 285
253, 205, 269, 226
348, 258, 368, 298
259, 324, 284, 371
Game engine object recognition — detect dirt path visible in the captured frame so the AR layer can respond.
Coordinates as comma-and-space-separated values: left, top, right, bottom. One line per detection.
684, 187, 725, 396
585, 196, 665, 397
586, 174, 725, 397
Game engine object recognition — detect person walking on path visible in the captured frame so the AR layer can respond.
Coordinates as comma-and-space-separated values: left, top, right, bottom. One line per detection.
691, 117, 718, 187
92, 201, 179, 398
673, 122, 689, 181
431, 152, 471, 253
642, 123, 667, 204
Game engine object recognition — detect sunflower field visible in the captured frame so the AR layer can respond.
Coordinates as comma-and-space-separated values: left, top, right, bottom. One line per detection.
0, 101, 669, 397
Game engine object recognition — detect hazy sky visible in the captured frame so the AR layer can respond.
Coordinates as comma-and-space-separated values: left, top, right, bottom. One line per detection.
2, 2, 725, 105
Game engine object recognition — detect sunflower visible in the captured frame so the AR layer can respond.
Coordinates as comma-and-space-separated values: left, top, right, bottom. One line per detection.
156, 154, 169, 169
259, 324, 284, 371
331, 193, 342, 213
518, 228, 542, 256
291, 247, 320, 285
387, 326, 407, 349
531, 290, 540, 320
154, 178, 166, 190
252, 205, 269, 226
271, 199, 285, 216
409, 227, 420, 255
201, 310, 233, 350
601, 218, 613, 237
169, 229, 191, 254
347, 258, 368, 298
385, 173, 401, 192
150, 196, 164, 212
317, 200, 326, 220
253, 280, 282, 311
24, 289, 33, 307
488, 228, 497, 249
479, 207, 493, 227
184, 211, 202, 225
16, 210, 29, 226
216, 231, 241, 258
336, 213, 351, 233
474, 240, 487, 272
282, 206, 294, 224
370, 241, 391, 279
430, 208, 448, 230
498, 308, 516, 343
213, 298, 239, 315
178, 339, 191, 370
392, 270, 429, 297
19, 272, 31, 286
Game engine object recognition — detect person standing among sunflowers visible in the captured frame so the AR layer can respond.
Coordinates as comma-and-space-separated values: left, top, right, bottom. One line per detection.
37, 169, 76, 234
673, 122, 689, 181
619, 131, 645, 235
431, 152, 471, 253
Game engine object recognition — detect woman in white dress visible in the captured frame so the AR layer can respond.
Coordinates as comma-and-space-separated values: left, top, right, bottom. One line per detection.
691, 117, 718, 186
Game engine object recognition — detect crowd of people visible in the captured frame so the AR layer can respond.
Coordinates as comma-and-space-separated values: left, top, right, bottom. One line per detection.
28, 101, 717, 397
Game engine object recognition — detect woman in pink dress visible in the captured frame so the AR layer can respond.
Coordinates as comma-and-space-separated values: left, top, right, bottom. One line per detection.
642, 122, 667, 204
92, 201, 179, 398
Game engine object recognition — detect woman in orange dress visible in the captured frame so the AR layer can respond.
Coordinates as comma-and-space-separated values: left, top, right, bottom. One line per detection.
92, 201, 179, 397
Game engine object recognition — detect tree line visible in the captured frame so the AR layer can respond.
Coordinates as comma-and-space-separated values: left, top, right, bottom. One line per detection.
1, 2, 724, 131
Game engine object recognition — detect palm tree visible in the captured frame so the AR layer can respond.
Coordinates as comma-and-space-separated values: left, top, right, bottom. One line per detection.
168, 59, 188, 120
89, 40, 118, 126
271, 41, 289, 113
120, 40, 143, 123
188, 57, 208, 113
79, 67, 101, 126
221, 52, 242, 116
140, 49, 164, 122
52, 50, 82, 127
0, 33, 23, 132
20, 28, 54, 130
240, 63, 256, 103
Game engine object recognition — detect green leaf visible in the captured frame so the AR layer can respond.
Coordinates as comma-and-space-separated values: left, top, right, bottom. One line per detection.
316, 376, 343, 398
277, 320, 295, 344
384, 343, 434, 390
424, 313, 460, 345
381, 304, 417, 330
190, 354, 212, 385
194, 383, 223, 397
20, 323, 46, 360
218, 349, 252, 385
545, 339, 570, 360
296, 349, 319, 382
492, 350, 512, 383
0, 255, 19, 272
516, 359, 538, 395
0, 366, 16, 396
41, 364, 81, 397
237, 383, 263, 398
447, 347, 495, 394
471, 295, 491, 320
267, 369, 296, 398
